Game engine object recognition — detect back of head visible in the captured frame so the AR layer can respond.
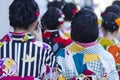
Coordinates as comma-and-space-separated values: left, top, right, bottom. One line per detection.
71, 9, 98, 43
112, 1, 120, 8
104, 5, 120, 17
62, 3, 77, 21
47, 1, 65, 9
102, 13, 120, 33
41, 7, 64, 30
9, 0, 39, 30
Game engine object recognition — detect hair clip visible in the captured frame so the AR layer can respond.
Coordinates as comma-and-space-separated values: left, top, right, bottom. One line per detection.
115, 18, 120, 26
35, 11, 40, 17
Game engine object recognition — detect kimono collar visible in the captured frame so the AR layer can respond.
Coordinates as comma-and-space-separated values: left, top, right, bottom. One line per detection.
76, 41, 96, 48
1, 32, 35, 42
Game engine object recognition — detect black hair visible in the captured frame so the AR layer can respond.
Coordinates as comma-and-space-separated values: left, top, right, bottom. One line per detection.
112, 1, 120, 7
102, 13, 119, 33
47, 1, 65, 9
104, 5, 120, 17
71, 9, 98, 43
9, 0, 39, 30
62, 3, 77, 21
41, 7, 64, 30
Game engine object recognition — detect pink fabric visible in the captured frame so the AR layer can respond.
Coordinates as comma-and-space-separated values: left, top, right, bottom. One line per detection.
76, 41, 96, 48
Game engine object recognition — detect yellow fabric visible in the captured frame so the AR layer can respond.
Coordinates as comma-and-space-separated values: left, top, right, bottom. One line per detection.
68, 43, 85, 53
84, 54, 100, 63
0, 42, 4, 48
64, 32, 71, 38
57, 75, 66, 80
98, 38, 114, 47
22, 54, 35, 62
22, 34, 29, 42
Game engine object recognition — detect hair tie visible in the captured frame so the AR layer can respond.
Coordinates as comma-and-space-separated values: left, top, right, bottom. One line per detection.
115, 18, 120, 26
35, 11, 40, 17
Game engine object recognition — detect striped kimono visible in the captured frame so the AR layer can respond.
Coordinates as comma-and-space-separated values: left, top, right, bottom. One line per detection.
0, 32, 56, 78
56, 42, 119, 80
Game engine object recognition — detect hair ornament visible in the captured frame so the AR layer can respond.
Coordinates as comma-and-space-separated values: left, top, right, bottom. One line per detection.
58, 12, 65, 24
35, 11, 40, 17
72, 8, 77, 15
115, 18, 120, 26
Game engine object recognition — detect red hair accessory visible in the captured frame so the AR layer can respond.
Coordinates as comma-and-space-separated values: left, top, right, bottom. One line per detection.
35, 11, 40, 17
115, 18, 120, 26
72, 8, 77, 15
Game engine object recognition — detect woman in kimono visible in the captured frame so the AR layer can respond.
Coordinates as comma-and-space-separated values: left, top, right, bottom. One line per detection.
56, 9, 119, 80
41, 7, 72, 55
0, 0, 56, 79
61, 3, 78, 38
98, 13, 120, 78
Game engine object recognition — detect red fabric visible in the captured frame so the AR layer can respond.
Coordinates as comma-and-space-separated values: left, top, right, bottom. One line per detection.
54, 37, 72, 46
1, 35, 10, 42
42, 32, 52, 38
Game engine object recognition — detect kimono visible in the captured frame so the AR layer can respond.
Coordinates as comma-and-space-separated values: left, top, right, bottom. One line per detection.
42, 30, 72, 55
0, 32, 56, 79
98, 38, 120, 79
98, 38, 120, 67
56, 42, 119, 80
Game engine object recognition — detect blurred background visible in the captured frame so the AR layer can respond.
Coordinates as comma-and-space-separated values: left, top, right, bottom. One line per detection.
0, 0, 115, 38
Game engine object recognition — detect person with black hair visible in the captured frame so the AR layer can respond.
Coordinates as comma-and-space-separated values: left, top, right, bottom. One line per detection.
41, 7, 72, 55
0, 0, 56, 79
61, 2, 78, 38
47, 1, 65, 9
98, 13, 120, 77
101, 5, 120, 17
112, 0, 120, 8
56, 9, 119, 79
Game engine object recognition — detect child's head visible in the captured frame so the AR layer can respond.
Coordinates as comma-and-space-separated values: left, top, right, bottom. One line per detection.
9, 0, 39, 30
41, 7, 64, 30
103, 5, 120, 17
62, 3, 77, 21
102, 13, 120, 33
71, 9, 98, 43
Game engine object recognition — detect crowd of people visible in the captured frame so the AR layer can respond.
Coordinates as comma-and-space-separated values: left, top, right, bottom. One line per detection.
0, 0, 120, 80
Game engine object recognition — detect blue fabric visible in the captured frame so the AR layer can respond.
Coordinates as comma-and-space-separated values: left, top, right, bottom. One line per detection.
56, 49, 65, 57
73, 53, 87, 74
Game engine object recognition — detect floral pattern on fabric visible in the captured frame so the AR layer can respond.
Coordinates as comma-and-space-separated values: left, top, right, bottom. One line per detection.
0, 58, 17, 78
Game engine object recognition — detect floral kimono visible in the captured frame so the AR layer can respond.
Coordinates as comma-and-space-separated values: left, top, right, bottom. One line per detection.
56, 42, 119, 80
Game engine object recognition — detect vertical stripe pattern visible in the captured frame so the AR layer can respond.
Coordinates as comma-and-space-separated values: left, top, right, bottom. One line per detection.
0, 33, 56, 78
